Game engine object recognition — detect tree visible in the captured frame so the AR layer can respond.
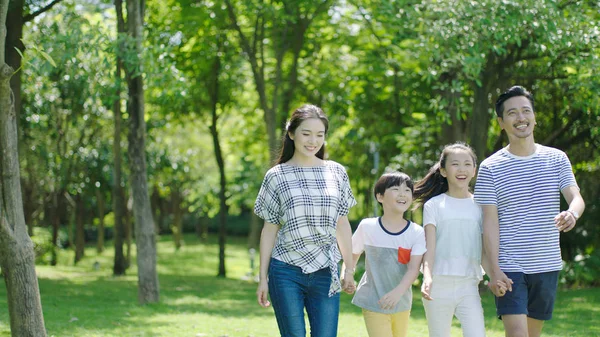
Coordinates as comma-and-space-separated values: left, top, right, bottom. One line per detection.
0, 0, 47, 334
224, 0, 333, 162
112, 0, 127, 276
124, 0, 160, 304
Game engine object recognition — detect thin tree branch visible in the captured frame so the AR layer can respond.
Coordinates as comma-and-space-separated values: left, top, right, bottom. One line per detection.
23, 0, 63, 22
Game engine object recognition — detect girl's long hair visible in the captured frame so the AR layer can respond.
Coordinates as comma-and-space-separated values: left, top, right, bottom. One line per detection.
413, 142, 477, 208
275, 104, 329, 165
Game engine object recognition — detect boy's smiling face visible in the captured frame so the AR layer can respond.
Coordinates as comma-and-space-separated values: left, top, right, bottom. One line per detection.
376, 182, 413, 214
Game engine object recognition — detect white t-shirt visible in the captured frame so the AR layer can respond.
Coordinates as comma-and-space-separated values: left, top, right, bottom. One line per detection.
423, 194, 483, 280
351, 217, 427, 313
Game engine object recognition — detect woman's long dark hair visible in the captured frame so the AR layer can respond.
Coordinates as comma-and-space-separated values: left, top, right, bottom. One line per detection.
275, 104, 329, 165
413, 142, 477, 208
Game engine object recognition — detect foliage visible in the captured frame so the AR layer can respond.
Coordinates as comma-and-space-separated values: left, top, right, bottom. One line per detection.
14, 0, 600, 287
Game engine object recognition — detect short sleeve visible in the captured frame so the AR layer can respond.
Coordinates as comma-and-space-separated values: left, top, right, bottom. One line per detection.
337, 166, 357, 218
254, 171, 282, 225
558, 152, 578, 191
422, 199, 437, 227
411, 226, 427, 256
351, 221, 365, 255
474, 164, 497, 206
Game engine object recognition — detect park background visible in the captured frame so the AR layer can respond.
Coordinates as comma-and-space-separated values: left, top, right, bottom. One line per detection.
0, 0, 599, 336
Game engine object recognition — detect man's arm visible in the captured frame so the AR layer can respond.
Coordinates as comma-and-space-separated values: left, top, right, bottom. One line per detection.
482, 204, 512, 296
555, 185, 585, 232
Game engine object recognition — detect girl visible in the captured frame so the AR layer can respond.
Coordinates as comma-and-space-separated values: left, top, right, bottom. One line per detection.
413, 142, 505, 337
348, 171, 426, 337
254, 104, 357, 337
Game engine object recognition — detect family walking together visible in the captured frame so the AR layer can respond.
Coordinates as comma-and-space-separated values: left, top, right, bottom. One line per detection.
253, 85, 586, 337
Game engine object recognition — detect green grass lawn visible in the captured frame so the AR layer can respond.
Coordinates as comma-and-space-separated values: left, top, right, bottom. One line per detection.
0, 234, 599, 337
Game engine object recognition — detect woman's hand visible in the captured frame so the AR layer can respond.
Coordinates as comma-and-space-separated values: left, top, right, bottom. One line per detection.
257, 280, 271, 308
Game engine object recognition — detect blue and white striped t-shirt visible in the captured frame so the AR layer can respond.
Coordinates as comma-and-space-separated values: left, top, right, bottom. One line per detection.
474, 144, 577, 274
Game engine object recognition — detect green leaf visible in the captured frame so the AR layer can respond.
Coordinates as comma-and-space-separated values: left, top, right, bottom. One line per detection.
39, 50, 57, 67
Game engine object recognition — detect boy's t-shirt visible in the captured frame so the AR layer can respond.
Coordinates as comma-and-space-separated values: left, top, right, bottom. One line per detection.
351, 217, 427, 314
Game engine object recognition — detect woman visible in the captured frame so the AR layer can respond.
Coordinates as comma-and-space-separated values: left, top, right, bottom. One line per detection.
254, 104, 357, 337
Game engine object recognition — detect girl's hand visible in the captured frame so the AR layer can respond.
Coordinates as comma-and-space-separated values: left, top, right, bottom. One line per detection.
378, 288, 403, 310
421, 276, 433, 301
257, 280, 270, 308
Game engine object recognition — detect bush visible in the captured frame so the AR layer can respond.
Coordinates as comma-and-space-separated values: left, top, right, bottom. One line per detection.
31, 227, 54, 265
561, 250, 600, 288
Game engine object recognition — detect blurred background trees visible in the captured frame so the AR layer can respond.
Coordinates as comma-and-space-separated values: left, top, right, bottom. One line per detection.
8, 0, 600, 288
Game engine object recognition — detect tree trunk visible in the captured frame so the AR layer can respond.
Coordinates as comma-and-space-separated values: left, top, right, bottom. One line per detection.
440, 89, 466, 144
5, 0, 23, 124
151, 185, 161, 235
198, 215, 208, 242
208, 48, 228, 277
50, 191, 60, 266
247, 212, 261, 250
468, 77, 493, 161
74, 194, 85, 264
171, 187, 183, 250
112, 0, 127, 276
125, 192, 132, 268
125, 0, 159, 304
96, 189, 105, 254
0, 1, 47, 331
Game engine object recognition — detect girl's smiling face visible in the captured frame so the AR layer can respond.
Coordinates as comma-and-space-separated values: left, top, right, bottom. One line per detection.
440, 150, 476, 189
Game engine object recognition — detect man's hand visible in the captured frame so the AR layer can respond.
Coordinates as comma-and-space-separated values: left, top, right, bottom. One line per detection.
554, 211, 577, 232
488, 269, 513, 297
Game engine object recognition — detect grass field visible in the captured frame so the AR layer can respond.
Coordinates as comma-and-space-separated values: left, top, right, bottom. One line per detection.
0, 234, 599, 337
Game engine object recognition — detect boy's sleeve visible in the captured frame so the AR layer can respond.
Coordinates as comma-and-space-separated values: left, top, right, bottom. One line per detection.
474, 164, 497, 206
411, 226, 427, 256
422, 199, 437, 227
352, 221, 365, 255
254, 171, 283, 225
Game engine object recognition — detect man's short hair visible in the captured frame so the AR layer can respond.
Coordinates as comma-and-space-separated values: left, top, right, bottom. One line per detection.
495, 86, 535, 118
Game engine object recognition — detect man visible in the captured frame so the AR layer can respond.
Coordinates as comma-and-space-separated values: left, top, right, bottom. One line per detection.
474, 86, 585, 337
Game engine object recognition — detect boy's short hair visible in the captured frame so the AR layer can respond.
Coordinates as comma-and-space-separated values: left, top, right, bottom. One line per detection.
374, 172, 414, 205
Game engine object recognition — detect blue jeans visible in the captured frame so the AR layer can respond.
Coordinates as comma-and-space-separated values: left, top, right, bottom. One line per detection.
268, 258, 340, 337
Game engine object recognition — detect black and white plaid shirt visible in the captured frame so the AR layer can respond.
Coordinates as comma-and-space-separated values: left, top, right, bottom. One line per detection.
254, 160, 357, 296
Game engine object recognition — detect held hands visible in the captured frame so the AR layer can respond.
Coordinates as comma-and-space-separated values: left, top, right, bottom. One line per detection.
488, 270, 513, 297
378, 287, 403, 310
421, 276, 433, 301
554, 211, 577, 232
341, 269, 356, 294
257, 279, 271, 308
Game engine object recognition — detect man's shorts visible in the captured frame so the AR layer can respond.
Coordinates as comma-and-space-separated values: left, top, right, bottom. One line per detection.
495, 271, 559, 321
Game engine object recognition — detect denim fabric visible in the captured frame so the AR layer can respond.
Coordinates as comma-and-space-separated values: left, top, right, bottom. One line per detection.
268, 258, 340, 337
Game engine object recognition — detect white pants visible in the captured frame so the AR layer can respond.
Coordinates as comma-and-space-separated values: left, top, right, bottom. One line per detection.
422, 275, 486, 337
